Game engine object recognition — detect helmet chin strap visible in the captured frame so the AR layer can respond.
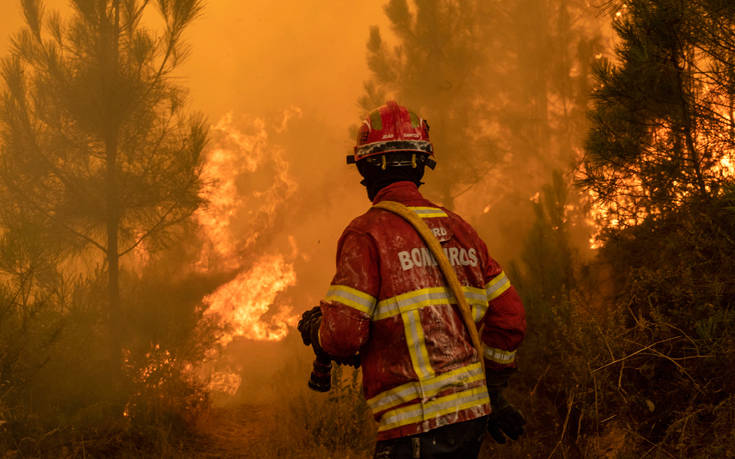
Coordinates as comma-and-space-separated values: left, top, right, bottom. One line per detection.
358, 162, 426, 201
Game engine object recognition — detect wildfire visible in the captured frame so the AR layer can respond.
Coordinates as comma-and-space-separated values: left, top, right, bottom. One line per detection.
584, 141, 735, 250
196, 110, 298, 269
208, 371, 243, 395
195, 109, 302, 344
203, 254, 297, 343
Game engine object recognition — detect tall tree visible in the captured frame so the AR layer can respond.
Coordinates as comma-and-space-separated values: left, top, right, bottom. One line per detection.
360, 0, 498, 208
0, 0, 206, 339
579, 2, 735, 453
581, 0, 735, 233
361, 0, 604, 239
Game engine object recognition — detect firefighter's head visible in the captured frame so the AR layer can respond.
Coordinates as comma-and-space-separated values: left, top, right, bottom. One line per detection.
347, 101, 436, 201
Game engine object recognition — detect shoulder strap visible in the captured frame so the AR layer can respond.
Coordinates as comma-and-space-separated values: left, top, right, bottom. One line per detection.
373, 200, 485, 371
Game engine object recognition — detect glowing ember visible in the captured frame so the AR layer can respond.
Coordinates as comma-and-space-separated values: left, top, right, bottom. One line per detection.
203, 254, 297, 343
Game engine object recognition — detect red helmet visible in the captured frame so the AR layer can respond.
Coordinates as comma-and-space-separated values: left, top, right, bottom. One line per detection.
347, 101, 436, 169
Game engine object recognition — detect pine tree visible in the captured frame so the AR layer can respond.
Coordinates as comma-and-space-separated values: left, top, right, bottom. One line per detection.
578, 2, 735, 453
361, 0, 604, 238
360, 0, 498, 208
0, 0, 206, 336
581, 0, 735, 234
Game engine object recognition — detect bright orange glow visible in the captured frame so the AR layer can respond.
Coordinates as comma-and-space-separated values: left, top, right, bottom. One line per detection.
195, 111, 301, 343
203, 254, 297, 343
585, 116, 735, 249
207, 371, 243, 395
196, 112, 298, 270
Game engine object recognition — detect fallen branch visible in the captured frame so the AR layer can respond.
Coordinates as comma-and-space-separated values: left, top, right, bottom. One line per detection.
591, 336, 681, 373
530, 363, 551, 398
547, 391, 575, 459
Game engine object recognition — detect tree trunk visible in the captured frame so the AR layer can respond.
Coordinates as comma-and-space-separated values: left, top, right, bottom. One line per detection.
106, 0, 122, 369
673, 45, 708, 198
106, 134, 120, 323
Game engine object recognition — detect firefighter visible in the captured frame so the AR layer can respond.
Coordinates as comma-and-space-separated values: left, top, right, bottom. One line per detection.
299, 101, 527, 458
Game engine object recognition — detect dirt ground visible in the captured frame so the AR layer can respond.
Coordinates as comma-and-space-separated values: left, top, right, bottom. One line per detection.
191, 404, 273, 458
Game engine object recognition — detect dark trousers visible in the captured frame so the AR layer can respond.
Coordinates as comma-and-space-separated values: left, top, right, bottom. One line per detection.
373, 416, 488, 459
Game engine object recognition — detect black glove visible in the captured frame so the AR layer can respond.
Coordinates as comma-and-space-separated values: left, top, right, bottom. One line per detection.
298, 306, 322, 347
297, 306, 361, 368
485, 368, 525, 443
487, 391, 526, 443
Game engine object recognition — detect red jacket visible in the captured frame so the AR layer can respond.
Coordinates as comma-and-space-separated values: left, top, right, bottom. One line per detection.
319, 181, 526, 441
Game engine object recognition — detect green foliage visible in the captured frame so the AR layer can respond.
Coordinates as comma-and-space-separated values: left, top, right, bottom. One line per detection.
503, 170, 613, 456
570, 1, 735, 455
0, 246, 222, 456
0, 0, 207, 314
360, 0, 499, 207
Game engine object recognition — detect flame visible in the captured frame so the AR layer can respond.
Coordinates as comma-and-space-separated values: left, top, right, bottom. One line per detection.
194, 110, 302, 344
203, 254, 297, 343
584, 124, 735, 249
196, 110, 299, 270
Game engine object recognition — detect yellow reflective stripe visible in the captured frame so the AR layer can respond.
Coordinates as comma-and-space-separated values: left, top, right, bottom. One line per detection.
367, 362, 484, 413
472, 303, 489, 322
463, 286, 487, 302
466, 285, 489, 322
484, 346, 516, 365
377, 385, 490, 432
376, 287, 450, 320
485, 271, 511, 301
374, 286, 488, 321
402, 310, 434, 380
408, 206, 448, 218
325, 285, 376, 315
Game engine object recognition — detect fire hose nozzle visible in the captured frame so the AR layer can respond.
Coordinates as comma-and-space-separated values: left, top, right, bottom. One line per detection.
308, 353, 332, 392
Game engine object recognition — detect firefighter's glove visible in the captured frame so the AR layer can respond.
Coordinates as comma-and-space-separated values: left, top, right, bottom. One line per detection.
487, 391, 526, 444
297, 306, 330, 358
297, 306, 361, 367
298, 306, 322, 347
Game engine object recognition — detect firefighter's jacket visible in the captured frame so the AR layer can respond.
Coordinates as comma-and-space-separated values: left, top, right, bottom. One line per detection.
319, 181, 526, 441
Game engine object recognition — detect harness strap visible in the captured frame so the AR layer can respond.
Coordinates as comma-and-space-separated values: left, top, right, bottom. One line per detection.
373, 200, 485, 372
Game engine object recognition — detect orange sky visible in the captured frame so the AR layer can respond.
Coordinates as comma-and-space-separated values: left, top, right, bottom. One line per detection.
0, 0, 387, 124
181, 0, 387, 124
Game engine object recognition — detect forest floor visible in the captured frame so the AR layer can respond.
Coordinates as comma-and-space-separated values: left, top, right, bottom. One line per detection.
190, 404, 273, 458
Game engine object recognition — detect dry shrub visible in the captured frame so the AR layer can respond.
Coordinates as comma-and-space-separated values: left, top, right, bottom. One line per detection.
248, 347, 375, 458
499, 189, 735, 458
0, 251, 222, 457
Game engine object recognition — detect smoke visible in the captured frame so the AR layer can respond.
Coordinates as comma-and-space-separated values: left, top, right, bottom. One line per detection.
0, 0, 612, 403
0, 0, 391, 403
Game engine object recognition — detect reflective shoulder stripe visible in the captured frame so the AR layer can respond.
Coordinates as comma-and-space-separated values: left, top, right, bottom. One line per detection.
485, 271, 511, 301
484, 346, 517, 365
325, 285, 376, 316
377, 384, 490, 432
374, 286, 488, 321
366, 362, 484, 413
408, 206, 448, 218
